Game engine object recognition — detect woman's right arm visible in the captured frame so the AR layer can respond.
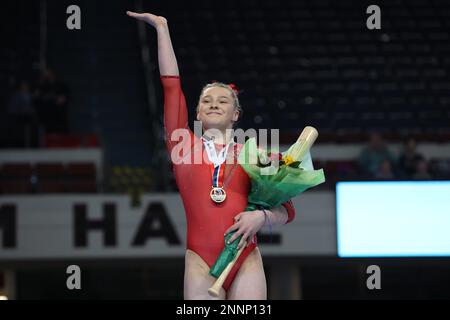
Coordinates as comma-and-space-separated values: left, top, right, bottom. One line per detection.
127, 11, 191, 154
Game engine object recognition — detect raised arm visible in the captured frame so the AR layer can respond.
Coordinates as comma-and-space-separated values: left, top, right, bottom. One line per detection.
127, 11, 191, 154
127, 11, 179, 76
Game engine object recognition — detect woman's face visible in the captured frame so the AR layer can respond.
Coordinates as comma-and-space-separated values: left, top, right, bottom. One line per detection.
196, 86, 239, 131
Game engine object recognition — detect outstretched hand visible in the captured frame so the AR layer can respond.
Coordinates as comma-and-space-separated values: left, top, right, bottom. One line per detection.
126, 11, 167, 28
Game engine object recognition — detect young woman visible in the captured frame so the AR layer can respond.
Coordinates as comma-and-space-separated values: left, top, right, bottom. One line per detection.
127, 11, 296, 300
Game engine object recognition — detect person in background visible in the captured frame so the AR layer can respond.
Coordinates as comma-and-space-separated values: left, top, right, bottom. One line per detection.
374, 159, 396, 180
412, 159, 432, 180
33, 69, 70, 134
7, 80, 38, 147
358, 132, 396, 178
398, 137, 425, 179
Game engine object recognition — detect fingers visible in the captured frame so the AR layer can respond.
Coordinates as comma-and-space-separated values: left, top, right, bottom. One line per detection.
234, 211, 250, 222
126, 11, 166, 28
225, 211, 258, 248
126, 11, 149, 21
126, 11, 138, 17
126, 11, 143, 21
226, 224, 244, 244
224, 221, 241, 235
226, 230, 244, 246
234, 212, 244, 222
237, 233, 249, 250
227, 228, 250, 250
225, 228, 242, 244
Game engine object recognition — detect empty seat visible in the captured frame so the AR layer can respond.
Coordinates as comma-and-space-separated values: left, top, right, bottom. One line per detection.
67, 162, 96, 179
39, 180, 66, 193
44, 134, 82, 148
35, 163, 65, 178
0, 163, 33, 178
0, 180, 33, 194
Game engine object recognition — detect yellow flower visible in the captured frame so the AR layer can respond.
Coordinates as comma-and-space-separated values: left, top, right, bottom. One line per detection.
283, 155, 294, 166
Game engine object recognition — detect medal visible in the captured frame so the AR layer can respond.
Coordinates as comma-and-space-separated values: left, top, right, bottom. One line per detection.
210, 186, 227, 203
209, 163, 227, 203
202, 135, 234, 204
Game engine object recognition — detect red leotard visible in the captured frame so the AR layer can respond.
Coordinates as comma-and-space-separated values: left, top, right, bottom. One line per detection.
161, 75, 296, 291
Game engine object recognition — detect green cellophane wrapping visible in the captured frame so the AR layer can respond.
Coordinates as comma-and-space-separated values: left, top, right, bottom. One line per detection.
209, 233, 239, 278
209, 138, 325, 278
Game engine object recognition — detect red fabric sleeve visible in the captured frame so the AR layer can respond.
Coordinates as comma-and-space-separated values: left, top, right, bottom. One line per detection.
281, 199, 296, 224
160, 75, 193, 153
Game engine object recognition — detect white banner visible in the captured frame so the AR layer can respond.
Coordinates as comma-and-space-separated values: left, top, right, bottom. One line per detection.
0, 192, 336, 260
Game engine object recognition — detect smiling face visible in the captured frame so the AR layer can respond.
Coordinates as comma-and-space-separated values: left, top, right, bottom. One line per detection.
196, 85, 240, 131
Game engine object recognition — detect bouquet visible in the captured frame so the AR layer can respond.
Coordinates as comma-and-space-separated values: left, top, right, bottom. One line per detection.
209, 127, 325, 278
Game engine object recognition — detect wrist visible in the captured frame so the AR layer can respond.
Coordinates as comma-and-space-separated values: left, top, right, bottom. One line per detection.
259, 209, 270, 227
260, 209, 273, 243
251, 210, 264, 228
155, 22, 169, 32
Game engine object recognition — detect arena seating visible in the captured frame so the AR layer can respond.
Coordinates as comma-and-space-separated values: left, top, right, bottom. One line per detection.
147, 0, 450, 142
0, 161, 97, 194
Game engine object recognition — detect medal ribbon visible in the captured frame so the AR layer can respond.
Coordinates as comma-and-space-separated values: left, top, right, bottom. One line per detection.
202, 136, 233, 190
211, 162, 226, 188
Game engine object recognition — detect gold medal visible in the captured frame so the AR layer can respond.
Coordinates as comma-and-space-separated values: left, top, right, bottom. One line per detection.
210, 187, 227, 203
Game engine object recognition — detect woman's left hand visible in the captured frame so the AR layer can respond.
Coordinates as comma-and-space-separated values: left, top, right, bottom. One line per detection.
224, 210, 266, 250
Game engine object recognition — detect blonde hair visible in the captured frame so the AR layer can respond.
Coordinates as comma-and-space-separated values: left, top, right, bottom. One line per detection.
197, 82, 243, 121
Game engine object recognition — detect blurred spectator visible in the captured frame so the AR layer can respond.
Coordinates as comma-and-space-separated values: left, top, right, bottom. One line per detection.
358, 132, 396, 177
412, 159, 432, 180
398, 138, 425, 178
33, 69, 70, 134
7, 80, 39, 147
374, 159, 396, 180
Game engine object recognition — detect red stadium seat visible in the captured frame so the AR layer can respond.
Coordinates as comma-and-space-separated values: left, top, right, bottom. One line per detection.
0, 180, 33, 194
43, 134, 100, 148
0, 163, 33, 178
38, 180, 66, 193
67, 162, 96, 179
83, 134, 100, 147
35, 163, 65, 178
43, 134, 81, 148
66, 162, 97, 193
0, 163, 35, 194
